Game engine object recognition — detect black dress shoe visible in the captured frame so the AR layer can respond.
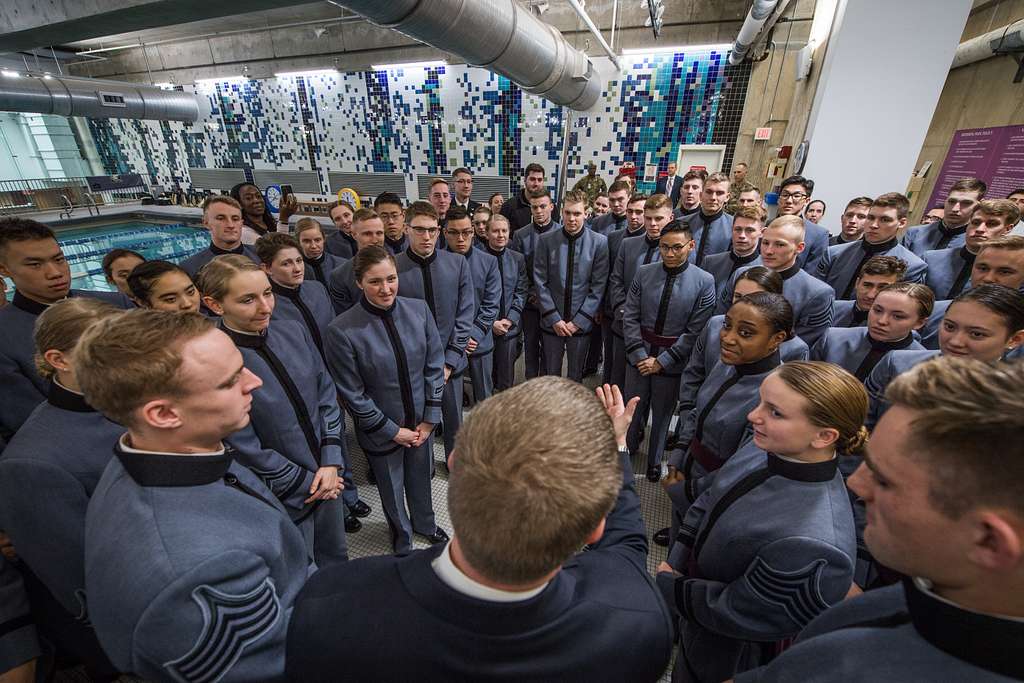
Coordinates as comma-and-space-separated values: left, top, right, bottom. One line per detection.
350, 500, 372, 518
646, 464, 662, 483
423, 528, 450, 545
653, 527, 670, 547
345, 515, 362, 533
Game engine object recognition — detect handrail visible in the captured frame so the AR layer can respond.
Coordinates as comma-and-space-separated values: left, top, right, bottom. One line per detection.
59, 194, 74, 220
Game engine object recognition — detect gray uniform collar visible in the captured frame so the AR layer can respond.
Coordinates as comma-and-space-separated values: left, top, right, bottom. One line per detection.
115, 437, 232, 486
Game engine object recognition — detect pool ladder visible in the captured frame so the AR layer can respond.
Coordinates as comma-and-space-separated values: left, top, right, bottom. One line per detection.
59, 193, 101, 220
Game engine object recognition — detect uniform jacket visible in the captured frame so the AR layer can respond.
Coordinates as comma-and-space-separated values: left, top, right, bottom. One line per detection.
325, 230, 357, 260
269, 279, 334, 362
736, 579, 1024, 682
687, 210, 734, 268
864, 349, 940, 429
924, 246, 974, 300
327, 258, 361, 315
0, 382, 122, 620
385, 234, 409, 256
462, 247, 501, 355
285, 448, 674, 682
901, 221, 968, 257
501, 189, 558, 233
623, 262, 717, 375
816, 238, 927, 299
86, 444, 308, 682
700, 249, 762, 298
0, 290, 128, 438
0, 555, 39, 674
719, 264, 836, 347
396, 248, 475, 373
663, 443, 856, 683
510, 220, 559, 310
610, 234, 662, 331
797, 218, 831, 274
534, 227, 609, 334
832, 300, 868, 328
918, 298, 951, 349
811, 327, 923, 381
179, 242, 259, 277
327, 296, 445, 457
485, 246, 527, 338
590, 211, 627, 236
604, 226, 646, 317
303, 251, 346, 287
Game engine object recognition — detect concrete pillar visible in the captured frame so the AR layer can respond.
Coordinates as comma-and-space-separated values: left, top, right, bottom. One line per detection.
799, 0, 972, 229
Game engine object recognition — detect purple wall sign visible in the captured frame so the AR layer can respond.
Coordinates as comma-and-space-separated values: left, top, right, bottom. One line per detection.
926, 125, 1024, 209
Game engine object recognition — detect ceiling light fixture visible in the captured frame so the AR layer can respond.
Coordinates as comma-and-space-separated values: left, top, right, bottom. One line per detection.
621, 43, 731, 55
274, 69, 339, 78
370, 60, 447, 71
194, 76, 247, 84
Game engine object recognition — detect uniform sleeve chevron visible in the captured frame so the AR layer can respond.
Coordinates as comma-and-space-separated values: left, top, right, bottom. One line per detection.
744, 556, 830, 627
699, 289, 716, 308
164, 578, 281, 683
629, 279, 642, 295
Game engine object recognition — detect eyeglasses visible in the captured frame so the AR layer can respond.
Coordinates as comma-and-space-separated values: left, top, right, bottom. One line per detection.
446, 229, 475, 239
659, 243, 689, 253
779, 191, 807, 200
411, 227, 440, 236
379, 211, 402, 220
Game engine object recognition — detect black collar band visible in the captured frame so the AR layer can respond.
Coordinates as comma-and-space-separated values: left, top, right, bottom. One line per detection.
485, 246, 505, 258
767, 452, 838, 481
960, 246, 977, 262
220, 321, 266, 349
680, 205, 700, 217
626, 226, 645, 237
115, 441, 233, 487
778, 263, 801, 280
406, 247, 437, 266
11, 290, 52, 315
663, 262, 688, 276
737, 349, 782, 376
731, 247, 760, 265
359, 294, 395, 317
700, 209, 724, 222
533, 220, 553, 232
210, 242, 245, 256
48, 379, 95, 412
644, 234, 660, 248
385, 235, 406, 249
904, 578, 1024, 679
862, 236, 898, 254
868, 332, 916, 351
270, 279, 300, 300
852, 306, 869, 324
938, 221, 968, 237
563, 226, 583, 241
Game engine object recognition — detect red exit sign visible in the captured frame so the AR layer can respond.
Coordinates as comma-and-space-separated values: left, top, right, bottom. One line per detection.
754, 127, 773, 141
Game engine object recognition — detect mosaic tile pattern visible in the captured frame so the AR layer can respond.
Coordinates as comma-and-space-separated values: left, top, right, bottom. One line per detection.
88, 52, 751, 197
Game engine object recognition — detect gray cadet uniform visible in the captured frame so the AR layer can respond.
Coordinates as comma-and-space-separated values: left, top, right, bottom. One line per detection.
327, 296, 445, 554
864, 349, 940, 429
661, 443, 856, 683
667, 352, 782, 522
901, 220, 968, 257
816, 238, 927, 299
461, 246, 501, 401
385, 234, 408, 256
0, 381, 121, 675
719, 264, 836, 347
623, 261, 716, 471
222, 320, 351, 566
0, 290, 129, 439
796, 219, 832, 274
831, 299, 868, 328
584, 213, 626, 374
86, 442, 308, 682
303, 251, 345, 288
924, 246, 975, 300
677, 316, 809, 426
590, 211, 627, 236
484, 245, 527, 392
0, 555, 39, 676
325, 230, 357, 259
811, 327, 924, 381
327, 258, 361, 315
396, 248, 474, 459
736, 579, 1024, 682
534, 226, 609, 381
603, 224, 646, 385
700, 249, 762, 298
687, 210, 733, 268
179, 242, 259, 278
918, 299, 951, 349
610, 234, 662, 387
510, 219, 559, 378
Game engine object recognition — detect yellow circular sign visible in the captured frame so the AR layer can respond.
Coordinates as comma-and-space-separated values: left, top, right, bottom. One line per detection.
337, 188, 361, 208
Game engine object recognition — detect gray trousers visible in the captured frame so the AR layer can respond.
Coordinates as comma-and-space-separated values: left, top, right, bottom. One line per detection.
368, 441, 436, 555
339, 458, 360, 509
541, 331, 591, 382
468, 352, 494, 403
610, 331, 627, 391
440, 374, 464, 458
492, 334, 518, 392
298, 495, 349, 567
601, 316, 615, 385
624, 364, 682, 471
521, 307, 545, 379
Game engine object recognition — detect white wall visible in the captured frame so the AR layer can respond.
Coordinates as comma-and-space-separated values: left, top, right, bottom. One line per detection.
0, 113, 47, 181
800, 0, 973, 231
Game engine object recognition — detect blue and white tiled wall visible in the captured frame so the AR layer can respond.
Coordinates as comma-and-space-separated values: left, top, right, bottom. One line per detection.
86, 49, 751, 197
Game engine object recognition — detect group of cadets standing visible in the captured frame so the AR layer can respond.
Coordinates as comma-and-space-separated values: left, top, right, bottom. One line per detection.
1, 160, 1024, 682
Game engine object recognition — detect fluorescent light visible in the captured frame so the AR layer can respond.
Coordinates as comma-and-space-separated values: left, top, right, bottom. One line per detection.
42, 73, 54, 80
153, 82, 175, 89
1, 70, 20, 78
621, 44, 732, 55
371, 60, 447, 71
195, 76, 247, 84
274, 69, 338, 78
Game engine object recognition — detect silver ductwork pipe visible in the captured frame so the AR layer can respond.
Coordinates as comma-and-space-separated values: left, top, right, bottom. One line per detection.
729, 0, 782, 65
0, 73, 201, 122
334, 0, 601, 110
952, 19, 1024, 69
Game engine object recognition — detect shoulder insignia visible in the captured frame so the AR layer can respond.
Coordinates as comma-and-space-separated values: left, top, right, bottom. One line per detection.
745, 556, 831, 627
164, 577, 280, 683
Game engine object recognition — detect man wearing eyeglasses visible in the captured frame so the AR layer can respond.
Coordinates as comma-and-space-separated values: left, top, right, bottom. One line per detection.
397, 202, 475, 464
451, 169, 480, 216
375, 193, 408, 255
775, 175, 831, 274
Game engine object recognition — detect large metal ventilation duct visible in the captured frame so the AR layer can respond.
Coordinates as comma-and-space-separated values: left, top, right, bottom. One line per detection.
335, 0, 601, 110
0, 73, 200, 122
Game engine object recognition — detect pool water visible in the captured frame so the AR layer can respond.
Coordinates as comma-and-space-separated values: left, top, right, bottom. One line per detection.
56, 222, 210, 292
